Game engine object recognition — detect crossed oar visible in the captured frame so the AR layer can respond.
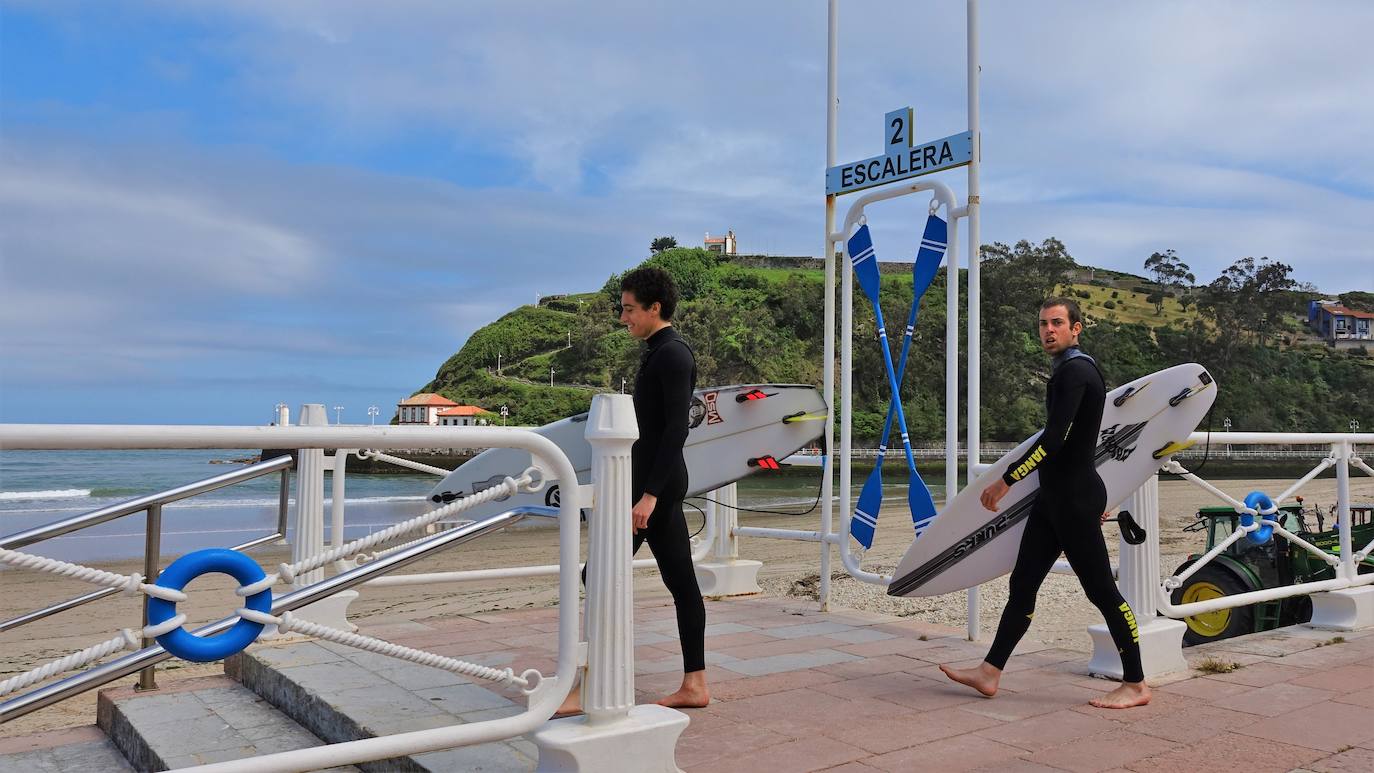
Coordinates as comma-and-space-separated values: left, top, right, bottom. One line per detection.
846, 215, 947, 550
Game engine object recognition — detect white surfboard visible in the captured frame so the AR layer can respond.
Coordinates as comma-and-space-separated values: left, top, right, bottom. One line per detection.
428, 384, 827, 519
888, 362, 1216, 598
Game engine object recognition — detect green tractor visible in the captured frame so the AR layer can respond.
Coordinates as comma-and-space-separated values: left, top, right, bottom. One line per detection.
1170, 498, 1374, 646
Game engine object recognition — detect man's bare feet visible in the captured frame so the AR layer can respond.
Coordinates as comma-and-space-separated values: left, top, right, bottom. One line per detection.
657, 671, 710, 709
553, 690, 582, 718
939, 662, 1001, 697
1088, 681, 1151, 709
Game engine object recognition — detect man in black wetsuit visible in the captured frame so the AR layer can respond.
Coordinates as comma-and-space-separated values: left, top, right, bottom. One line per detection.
941, 297, 1151, 710
558, 266, 708, 716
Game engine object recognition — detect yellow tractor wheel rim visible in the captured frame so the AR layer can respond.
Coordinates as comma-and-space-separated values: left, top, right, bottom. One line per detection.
1182, 580, 1231, 637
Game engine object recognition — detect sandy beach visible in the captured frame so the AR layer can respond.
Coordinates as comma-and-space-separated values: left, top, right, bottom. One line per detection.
3, 475, 1370, 739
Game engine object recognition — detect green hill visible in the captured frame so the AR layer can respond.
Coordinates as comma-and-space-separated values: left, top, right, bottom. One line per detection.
420, 246, 1371, 440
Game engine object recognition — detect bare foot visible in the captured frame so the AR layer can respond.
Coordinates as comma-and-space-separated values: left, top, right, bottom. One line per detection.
1088, 681, 1151, 709
657, 685, 710, 709
553, 691, 582, 718
939, 662, 1000, 697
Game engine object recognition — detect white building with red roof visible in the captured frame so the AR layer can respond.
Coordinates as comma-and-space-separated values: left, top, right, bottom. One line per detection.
396, 393, 456, 425
436, 405, 488, 427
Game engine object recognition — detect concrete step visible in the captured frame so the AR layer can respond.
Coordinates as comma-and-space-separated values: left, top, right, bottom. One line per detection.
0, 726, 134, 773
226, 639, 538, 772
97, 675, 360, 771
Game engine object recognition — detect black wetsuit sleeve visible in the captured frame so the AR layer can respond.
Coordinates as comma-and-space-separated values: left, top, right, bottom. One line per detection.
644, 341, 694, 498
1002, 360, 1092, 485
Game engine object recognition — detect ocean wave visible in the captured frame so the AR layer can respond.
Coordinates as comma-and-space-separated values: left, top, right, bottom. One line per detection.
0, 488, 90, 501
1, 494, 430, 514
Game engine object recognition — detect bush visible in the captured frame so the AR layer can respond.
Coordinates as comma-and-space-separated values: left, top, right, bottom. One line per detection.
1103, 300, 1117, 309
1075, 289, 1092, 299
1131, 285, 1153, 295
1111, 291, 1119, 299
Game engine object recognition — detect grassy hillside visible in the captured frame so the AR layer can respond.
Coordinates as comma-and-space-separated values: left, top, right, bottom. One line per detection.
419, 247, 1371, 438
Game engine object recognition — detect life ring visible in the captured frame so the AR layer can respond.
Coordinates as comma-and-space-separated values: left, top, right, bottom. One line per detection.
1240, 491, 1277, 545
146, 548, 273, 662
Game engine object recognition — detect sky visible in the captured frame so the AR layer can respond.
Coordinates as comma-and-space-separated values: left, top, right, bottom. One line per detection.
2, 1, 1371, 425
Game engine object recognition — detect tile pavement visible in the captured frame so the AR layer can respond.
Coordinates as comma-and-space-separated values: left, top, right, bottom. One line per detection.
2, 595, 1370, 771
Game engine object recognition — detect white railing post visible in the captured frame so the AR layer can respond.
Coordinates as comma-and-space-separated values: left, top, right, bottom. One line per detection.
533, 394, 688, 772
1309, 440, 1374, 629
293, 404, 328, 588
695, 483, 762, 597
1088, 475, 1187, 679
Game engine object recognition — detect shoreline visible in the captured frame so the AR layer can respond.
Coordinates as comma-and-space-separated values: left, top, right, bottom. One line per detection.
3, 474, 1370, 739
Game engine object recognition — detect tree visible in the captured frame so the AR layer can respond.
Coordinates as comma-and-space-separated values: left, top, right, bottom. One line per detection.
1197, 257, 1296, 357
1143, 249, 1195, 316
650, 236, 678, 254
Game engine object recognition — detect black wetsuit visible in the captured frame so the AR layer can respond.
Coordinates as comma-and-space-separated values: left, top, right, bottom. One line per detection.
984, 346, 1144, 683
631, 326, 706, 673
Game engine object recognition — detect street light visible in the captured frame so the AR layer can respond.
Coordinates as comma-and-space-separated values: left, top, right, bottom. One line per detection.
549, 367, 556, 387
621, 377, 627, 394
500, 404, 509, 427
367, 406, 379, 426
1353, 419, 1362, 433
333, 405, 345, 425
497, 350, 502, 377
1223, 417, 1232, 457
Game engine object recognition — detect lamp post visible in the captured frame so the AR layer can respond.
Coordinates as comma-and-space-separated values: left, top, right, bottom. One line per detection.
497, 350, 502, 377
1353, 419, 1362, 433
367, 406, 379, 426
500, 404, 509, 426
333, 405, 344, 425
1223, 417, 1232, 457
549, 367, 556, 387
621, 377, 627, 394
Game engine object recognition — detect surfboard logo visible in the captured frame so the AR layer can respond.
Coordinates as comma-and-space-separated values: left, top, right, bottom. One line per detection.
688, 397, 707, 428
703, 391, 724, 425
1099, 423, 1140, 463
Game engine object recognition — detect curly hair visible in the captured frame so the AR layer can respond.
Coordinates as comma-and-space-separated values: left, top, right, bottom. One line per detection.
620, 266, 679, 321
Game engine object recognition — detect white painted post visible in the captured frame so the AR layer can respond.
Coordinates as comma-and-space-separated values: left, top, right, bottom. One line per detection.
293, 404, 327, 588
583, 395, 638, 723
533, 394, 688, 772
695, 483, 762, 597
1309, 441, 1374, 629
1088, 475, 1187, 679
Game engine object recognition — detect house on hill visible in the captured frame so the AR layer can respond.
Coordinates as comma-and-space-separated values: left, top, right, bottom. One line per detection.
436, 405, 488, 427
1308, 300, 1373, 350
704, 230, 737, 255
396, 393, 479, 425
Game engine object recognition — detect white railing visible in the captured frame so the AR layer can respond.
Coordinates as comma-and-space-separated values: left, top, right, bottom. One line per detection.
0, 397, 686, 772
1153, 432, 1374, 620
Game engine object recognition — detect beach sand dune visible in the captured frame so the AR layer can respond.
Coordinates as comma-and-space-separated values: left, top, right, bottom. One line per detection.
3, 475, 1370, 738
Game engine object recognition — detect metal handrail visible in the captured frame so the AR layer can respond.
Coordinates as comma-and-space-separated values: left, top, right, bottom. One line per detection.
0, 454, 294, 635
0, 505, 551, 723
0, 454, 294, 550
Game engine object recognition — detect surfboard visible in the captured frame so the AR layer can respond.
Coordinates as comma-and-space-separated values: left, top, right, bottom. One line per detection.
888, 362, 1216, 598
428, 384, 827, 519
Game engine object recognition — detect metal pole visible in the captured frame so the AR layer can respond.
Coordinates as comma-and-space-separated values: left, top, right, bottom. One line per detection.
820, 0, 839, 612
964, 0, 982, 643
137, 504, 162, 691
277, 466, 291, 543
1336, 441, 1354, 580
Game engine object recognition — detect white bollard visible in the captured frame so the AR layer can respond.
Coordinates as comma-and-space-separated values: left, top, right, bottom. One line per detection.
1089, 475, 1187, 680
695, 483, 763, 597
533, 394, 688, 773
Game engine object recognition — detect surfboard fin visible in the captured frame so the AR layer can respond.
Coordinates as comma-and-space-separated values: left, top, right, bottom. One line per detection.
1151, 439, 1196, 460
748, 455, 782, 470
1167, 386, 1195, 407
782, 411, 828, 424
736, 389, 776, 403
1113, 381, 1149, 407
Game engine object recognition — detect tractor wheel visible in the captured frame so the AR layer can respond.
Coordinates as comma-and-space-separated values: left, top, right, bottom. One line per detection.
1172, 565, 1254, 646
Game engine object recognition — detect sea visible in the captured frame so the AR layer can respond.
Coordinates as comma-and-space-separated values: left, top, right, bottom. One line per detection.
0, 450, 939, 564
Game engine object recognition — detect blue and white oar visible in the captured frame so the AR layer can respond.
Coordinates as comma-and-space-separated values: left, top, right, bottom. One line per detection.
846, 221, 926, 549
847, 216, 948, 548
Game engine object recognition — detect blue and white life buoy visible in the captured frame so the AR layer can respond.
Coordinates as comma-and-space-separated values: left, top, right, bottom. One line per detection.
1240, 490, 1277, 545
146, 548, 273, 662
